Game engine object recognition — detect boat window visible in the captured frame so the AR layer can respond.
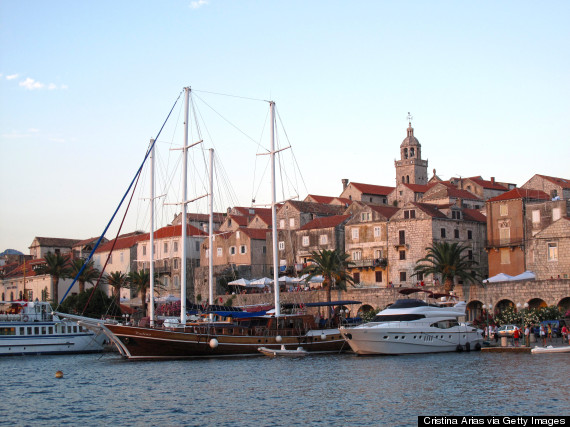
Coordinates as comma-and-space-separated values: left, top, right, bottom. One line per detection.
0, 327, 16, 335
389, 299, 428, 309
431, 320, 458, 329
27, 327, 32, 335
74, 326, 78, 333
34, 327, 39, 335
372, 314, 426, 322
41, 327, 46, 334
19, 327, 25, 335
48, 327, 53, 334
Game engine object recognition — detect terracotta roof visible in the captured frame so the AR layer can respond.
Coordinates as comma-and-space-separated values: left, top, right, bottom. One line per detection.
436, 182, 482, 200
403, 183, 433, 193
186, 212, 225, 222
535, 174, 570, 190
152, 224, 207, 239
369, 205, 400, 219
462, 208, 487, 223
3, 258, 51, 279
250, 211, 272, 226
239, 228, 269, 240
73, 237, 102, 248
285, 200, 346, 215
467, 176, 508, 191
229, 215, 249, 227
306, 194, 336, 204
350, 182, 395, 196
300, 215, 351, 230
487, 188, 550, 203
30, 237, 82, 248
96, 233, 148, 253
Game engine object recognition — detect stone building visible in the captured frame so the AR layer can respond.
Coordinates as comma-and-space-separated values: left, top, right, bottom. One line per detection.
451, 176, 513, 201
421, 182, 484, 210
387, 202, 487, 286
526, 217, 570, 281
486, 188, 550, 277
303, 194, 352, 206
344, 204, 399, 287
339, 181, 394, 205
394, 120, 428, 186
28, 237, 101, 260
296, 214, 351, 265
171, 212, 225, 233
522, 174, 570, 200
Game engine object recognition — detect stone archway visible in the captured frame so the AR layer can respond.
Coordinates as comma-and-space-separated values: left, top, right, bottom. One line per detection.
357, 304, 375, 317
557, 297, 570, 317
528, 298, 547, 310
466, 300, 483, 322
495, 299, 514, 315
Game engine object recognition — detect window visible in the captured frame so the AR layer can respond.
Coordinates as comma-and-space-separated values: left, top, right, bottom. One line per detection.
262, 246, 267, 254
467, 230, 473, 240
547, 243, 558, 261
230, 246, 236, 255
353, 272, 360, 283
399, 250, 406, 260
361, 212, 371, 221
500, 204, 508, 216
399, 230, 405, 245
468, 250, 473, 260
352, 228, 359, 240
532, 210, 540, 224
279, 219, 285, 229
217, 248, 222, 257
319, 235, 328, 244
278, 241, 285, 251
499, 228, 510, 245
353, 251, 362, 261
239, 245, 247, 254
416, 271, 423, 281
302, 236, 309, 247
440, 228, 446, 238
404, 210, 416, 219
174, 275, 180, 288
400, 271, 407, 282
452, 211, 461, 220
500, 248, 510, 264
374, 249, 383, 259
375, 271, 383, 283
289, 218, 295, 228
174, 258, 179, 269
174, 241, 178, 252
374, 227, 381, 237
236, 231, 240, 239
164, 242, 168, 252
454, 229, 459, 239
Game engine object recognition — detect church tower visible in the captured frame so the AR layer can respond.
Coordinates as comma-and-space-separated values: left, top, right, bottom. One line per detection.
394, 113, 428, 185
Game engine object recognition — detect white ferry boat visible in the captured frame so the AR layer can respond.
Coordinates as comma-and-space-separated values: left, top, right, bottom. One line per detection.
339, 294, 483, 355
0, 301, 107, 356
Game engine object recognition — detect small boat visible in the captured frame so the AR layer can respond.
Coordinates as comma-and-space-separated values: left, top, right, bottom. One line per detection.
531, 345, 570, 354
0, 300, 107, 356
258, 345, 308, 357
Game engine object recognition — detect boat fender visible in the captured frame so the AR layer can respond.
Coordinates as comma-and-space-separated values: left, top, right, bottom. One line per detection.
474, 343, 482, 351
22, 315, 29, 322
209, 338, 219, 349
456, 344, 463, 352
276, 335, 282, 343
465, 342, 471, 352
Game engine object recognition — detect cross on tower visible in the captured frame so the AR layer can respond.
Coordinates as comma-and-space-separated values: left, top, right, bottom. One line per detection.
407, 112, 413, 125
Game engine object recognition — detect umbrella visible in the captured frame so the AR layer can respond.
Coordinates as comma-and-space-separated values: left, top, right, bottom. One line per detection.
307, 275, 324, 283
278, 276, 296, 283
228, 278, 251, 286
157, 294, 180, 303
250, 277, 273, 286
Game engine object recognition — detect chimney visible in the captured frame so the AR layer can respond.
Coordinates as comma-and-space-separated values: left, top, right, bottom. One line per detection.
491, 177, 495, 184
342, 179, 349, 191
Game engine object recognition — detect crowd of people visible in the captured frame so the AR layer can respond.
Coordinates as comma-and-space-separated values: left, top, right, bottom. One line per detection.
483, 323, 570, 347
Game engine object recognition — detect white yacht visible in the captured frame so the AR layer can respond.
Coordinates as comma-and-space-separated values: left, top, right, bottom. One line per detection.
339, 296, 483, 355
0, 301, 108, 356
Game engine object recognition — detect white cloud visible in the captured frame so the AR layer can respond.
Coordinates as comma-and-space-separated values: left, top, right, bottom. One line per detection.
61, 84, 68, 90
20, 77, 45, 90
6, 74, 19, 80
189, 0, 208, 9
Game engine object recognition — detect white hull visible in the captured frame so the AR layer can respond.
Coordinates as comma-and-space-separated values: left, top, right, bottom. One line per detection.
531, 346, 570, 354
0, 320, 107, 356
258, 346, 308, 357
341, 327, 482, 355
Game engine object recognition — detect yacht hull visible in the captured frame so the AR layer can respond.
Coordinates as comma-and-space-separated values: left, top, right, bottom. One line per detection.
104, 324, 348, 359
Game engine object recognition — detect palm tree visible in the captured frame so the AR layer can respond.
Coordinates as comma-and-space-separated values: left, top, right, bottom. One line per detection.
35, 252, 72, 305
303, 249, 354, 315
70, 258, 101, 293
103, 271, 129, 308
127, 270, 163, 317
412, 241, 481, 293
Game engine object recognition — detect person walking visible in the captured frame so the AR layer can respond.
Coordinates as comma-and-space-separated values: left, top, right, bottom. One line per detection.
547, 324, 553, 343
524, 325, 530, 347
539, 324, 546, 346
561, 325, 568, 345
513, 326, 520, 347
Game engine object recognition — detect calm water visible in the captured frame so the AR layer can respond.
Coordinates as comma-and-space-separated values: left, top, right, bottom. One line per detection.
1, 351, 569, 427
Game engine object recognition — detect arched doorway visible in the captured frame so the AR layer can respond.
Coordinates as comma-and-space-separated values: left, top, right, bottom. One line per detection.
528, 298, 547, 310
357, 304, 375, 317
466, 300, 483, 322
495, 299, 514, 316
557, 297, 570, 317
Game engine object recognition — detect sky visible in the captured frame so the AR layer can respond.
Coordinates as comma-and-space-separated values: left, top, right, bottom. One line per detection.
1, 0, 569, 254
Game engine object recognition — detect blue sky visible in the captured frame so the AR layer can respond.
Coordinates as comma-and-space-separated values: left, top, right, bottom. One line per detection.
1, 1, 569, 253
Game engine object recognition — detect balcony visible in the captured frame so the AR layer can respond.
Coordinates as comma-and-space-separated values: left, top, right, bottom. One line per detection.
350, 258, 387, 269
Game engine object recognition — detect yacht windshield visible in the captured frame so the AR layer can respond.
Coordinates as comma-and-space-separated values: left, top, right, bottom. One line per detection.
372, 314, 426, 322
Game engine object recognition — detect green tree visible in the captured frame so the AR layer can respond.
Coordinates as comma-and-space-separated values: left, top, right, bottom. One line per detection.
35, 252, 72, 305
303, 249, 354, 314
59, 288, 120, 319
103, 271, 129, 308
128, 270, 164, 317
413, 241, 480, 293
70, 258, 101, 293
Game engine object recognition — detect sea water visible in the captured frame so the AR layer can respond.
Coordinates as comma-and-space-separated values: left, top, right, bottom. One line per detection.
1, 351, 568, 426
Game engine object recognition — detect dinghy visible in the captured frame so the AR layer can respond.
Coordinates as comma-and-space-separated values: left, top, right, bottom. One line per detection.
258, 345, 308, 357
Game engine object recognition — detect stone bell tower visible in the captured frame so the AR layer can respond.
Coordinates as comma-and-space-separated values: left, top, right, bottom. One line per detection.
394, 113, 428, 185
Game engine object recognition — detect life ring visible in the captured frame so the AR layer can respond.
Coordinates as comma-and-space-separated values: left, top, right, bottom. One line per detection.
22, 315, 29, 322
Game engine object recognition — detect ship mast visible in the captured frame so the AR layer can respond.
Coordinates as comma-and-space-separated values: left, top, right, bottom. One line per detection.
269, 101, 280, 317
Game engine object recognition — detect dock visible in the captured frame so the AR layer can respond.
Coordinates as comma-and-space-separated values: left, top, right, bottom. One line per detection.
481, 346, 531, 353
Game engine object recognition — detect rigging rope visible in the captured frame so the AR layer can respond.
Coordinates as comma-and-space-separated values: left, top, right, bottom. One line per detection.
58, 90, 184, 307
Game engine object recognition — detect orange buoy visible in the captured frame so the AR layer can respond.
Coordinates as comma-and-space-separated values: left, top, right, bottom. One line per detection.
55, 371, 63, 379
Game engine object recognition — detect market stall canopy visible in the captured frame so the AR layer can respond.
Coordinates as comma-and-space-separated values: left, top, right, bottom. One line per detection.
249, 277, 273, 286
228, 278, 251, 286
483, 273, 513, 283
511, 271, 536, 281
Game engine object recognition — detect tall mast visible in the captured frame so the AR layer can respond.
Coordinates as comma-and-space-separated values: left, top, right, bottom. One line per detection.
208, 148, 214, 308
270, 101, 280, 317
149, 138, 156, 327
180, 87, 190, 324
